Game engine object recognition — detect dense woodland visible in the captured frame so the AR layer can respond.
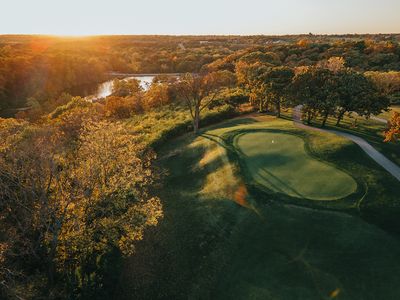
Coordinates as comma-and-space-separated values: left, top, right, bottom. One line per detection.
0, 34, 400, 299
1, 34, 400, 115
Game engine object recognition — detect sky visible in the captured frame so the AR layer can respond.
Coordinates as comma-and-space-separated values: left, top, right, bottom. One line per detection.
1, 0, 399, 36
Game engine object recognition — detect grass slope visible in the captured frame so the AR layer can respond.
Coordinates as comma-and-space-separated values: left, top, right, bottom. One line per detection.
116, 115, 400, 300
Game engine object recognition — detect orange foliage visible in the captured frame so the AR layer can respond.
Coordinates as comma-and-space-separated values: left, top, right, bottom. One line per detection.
105, 96, 142, 119
385, 112, 400, 142
297, 39, 310, 47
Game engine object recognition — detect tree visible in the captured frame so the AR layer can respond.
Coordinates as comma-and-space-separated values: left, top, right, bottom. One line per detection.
112, 79, 142, 97
258, 66, 294, 117
235, 61, 269, 111
176, 71, 236, 134
143, 82, 170, 109
335, 70, 389, 125
290, 67, 335, 125
56, 121, 162, 293
365, 71, 400, 103
0, 118, 163, 297
385, 112, 400, 142
318, 56, 346, 73
105, 95, 142, 118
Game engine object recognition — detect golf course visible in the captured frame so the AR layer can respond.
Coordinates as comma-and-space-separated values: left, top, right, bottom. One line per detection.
234, 131, 357, 200
117, 113, 400, 300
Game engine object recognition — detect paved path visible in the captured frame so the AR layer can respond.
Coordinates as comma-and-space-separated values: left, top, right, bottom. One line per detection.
293, 105, 400, 182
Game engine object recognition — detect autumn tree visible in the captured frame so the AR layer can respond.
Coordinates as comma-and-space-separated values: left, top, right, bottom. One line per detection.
56, 121, 162, 294
318, 56, 346, 73
385, 112, 400, 142
176, 71, 236, 134
235, 61, 270, 111
0, 117, 162, 298
112, 78, 143, 97
365, 71, 400, 103
105, 95, 142, 118
143, 82, 170, 109
258, 66, 294, 117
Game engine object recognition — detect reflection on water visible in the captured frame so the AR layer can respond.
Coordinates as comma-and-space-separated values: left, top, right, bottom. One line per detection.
89, 76, 155, 101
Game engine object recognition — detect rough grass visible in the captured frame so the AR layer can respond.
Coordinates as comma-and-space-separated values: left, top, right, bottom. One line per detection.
116, 115, 400, 300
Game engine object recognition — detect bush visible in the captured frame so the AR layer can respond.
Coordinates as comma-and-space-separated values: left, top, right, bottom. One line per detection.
105, 96, 143, 119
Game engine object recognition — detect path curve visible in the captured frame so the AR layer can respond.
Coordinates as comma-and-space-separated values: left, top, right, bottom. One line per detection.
293, 105, 400, 182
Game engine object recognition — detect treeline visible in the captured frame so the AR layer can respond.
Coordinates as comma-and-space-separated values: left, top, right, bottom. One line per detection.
235, 56, 389, 126
0, 35, 237, 113
0, 42, 108, 114
207, 39, 400, 72
2, 35, 400, 115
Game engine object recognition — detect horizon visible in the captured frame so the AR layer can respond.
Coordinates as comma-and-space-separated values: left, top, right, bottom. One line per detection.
1, 0, 400, 36
1, 33, 400, 38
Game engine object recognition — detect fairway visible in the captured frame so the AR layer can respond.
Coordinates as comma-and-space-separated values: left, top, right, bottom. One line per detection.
235, 131, 357, 200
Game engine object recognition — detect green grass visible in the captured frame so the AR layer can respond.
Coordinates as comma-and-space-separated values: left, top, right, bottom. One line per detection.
234, 131, 357, 200
124, 103, 238, 148
116, 114, 400, 300
377, 105, 400, 120
281, 108, 400, 167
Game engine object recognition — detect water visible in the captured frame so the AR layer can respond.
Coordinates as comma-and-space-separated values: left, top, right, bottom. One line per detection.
89, 76, 155, 101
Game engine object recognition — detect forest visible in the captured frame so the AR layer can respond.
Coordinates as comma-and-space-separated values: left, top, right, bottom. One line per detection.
1, 34, 400, 116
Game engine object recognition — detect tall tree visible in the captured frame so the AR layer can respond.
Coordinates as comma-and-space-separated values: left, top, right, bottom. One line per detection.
176, 71, 235, 134
258, 66, 295, 117
0, 117, 162, 297
335, 70, 389, 125
235, 61, 269, 110
290, 67, 335, 125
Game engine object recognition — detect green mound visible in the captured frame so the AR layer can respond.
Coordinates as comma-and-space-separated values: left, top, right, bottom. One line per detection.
235, 131, 357, 200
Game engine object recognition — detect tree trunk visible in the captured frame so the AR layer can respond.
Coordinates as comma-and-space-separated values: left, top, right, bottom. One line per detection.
276, 98, 281, 118
259, 99, 263, 112
307, 111, 312, 124
322, 112, 329, 127
336, 111, 345, 126
193, 106, 200, 134
47, 243, 57, 288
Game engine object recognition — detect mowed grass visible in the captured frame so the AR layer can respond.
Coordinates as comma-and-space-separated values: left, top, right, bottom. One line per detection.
280, 106, 400, 166
377, 105, 400, 120
116, 115, 400, 300
235, 131, 357, 200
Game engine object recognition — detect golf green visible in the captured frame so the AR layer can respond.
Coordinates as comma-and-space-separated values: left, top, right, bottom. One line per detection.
235, 131, 357, 200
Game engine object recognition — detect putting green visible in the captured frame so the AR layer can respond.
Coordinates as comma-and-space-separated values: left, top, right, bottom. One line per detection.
235, 131, 357, 200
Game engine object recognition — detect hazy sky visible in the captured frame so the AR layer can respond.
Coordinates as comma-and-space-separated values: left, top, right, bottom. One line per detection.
1, 0, 399, 35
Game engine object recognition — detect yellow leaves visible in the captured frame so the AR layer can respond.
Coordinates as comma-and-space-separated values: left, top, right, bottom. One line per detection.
385, 112, 400, 142
1, 112, 164, 280
325, 57, 346, 73
297, 39, 310, 48
365, 71, 400, 95
329, 288, 341, 298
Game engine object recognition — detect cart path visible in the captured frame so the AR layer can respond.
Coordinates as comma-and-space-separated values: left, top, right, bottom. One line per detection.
293, 105, 400, 182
